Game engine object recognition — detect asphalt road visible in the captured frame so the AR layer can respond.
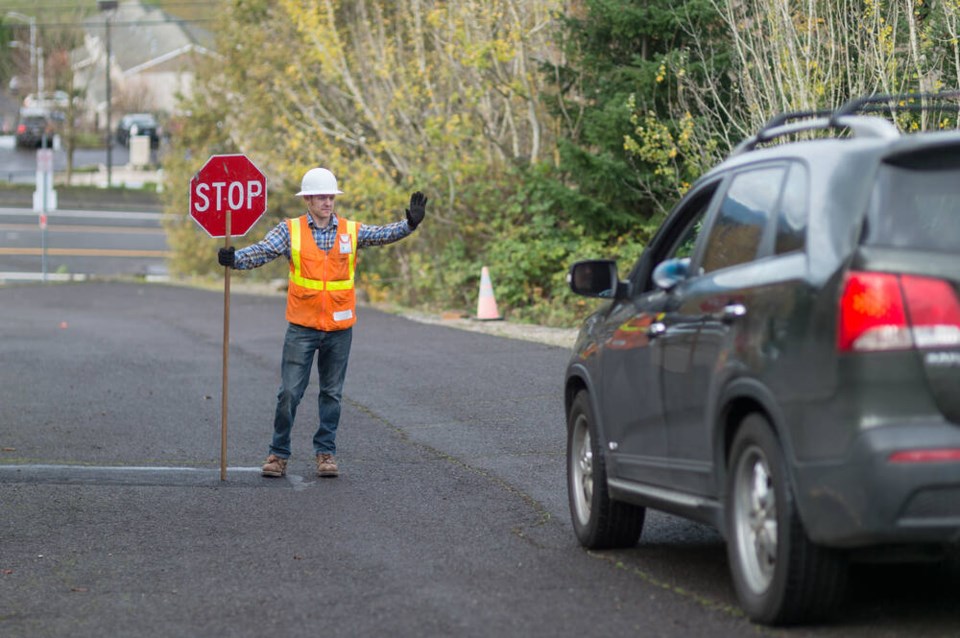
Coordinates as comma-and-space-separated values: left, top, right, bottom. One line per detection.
1, 282, 958, 637
0, 208, 168, 281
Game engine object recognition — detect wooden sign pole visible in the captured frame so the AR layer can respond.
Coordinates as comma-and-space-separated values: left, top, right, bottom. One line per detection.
190, 154, 267, 482
221, 211, 231, 481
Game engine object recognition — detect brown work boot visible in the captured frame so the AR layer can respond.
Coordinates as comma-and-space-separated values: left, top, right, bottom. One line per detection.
261, 454, 288, 478
316, 453, 339, 478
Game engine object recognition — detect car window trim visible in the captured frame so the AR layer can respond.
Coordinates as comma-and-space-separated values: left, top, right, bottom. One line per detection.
758, 161, 801, 258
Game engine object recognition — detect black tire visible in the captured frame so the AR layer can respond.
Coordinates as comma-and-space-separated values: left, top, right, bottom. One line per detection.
567, 390, 645, 549
726, 413, 847, 625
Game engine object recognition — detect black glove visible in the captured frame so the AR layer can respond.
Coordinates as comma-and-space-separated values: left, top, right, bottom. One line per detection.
218, 246, 236, 268
405, 191, 427, 230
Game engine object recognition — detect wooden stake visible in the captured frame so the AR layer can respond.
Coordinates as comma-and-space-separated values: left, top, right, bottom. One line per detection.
220, 211, 231, 481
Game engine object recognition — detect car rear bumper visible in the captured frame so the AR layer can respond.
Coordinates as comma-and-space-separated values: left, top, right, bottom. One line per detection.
16, 135, 41, 147
794, 421, 960, 547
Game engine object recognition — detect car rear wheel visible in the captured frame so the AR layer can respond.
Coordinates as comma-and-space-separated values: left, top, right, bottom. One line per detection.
726, 413, 847, 625
567, 390, 644, 549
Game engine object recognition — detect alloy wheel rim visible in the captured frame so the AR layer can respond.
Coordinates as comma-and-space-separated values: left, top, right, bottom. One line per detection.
734, 445, 777, 593
571, 414, 594, 526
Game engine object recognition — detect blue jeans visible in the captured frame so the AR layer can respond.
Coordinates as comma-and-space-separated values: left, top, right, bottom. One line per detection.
269, 323, 353, 458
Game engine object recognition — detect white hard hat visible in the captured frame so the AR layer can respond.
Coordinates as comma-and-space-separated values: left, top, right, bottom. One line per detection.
295, 167, 343, 196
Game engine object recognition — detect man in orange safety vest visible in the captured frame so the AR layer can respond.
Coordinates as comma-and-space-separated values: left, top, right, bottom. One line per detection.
218, 167, 427, 479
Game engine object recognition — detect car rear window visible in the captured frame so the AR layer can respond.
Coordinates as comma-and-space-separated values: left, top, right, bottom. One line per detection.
867, 154, 960, 253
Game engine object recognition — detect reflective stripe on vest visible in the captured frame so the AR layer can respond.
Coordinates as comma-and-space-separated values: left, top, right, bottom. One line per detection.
288, 217, 358, 291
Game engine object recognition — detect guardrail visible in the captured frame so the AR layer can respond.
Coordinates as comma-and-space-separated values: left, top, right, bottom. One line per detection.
0, 167, 164, 190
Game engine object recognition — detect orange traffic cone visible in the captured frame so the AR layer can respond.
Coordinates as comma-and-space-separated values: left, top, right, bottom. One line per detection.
476, 266, 503, 321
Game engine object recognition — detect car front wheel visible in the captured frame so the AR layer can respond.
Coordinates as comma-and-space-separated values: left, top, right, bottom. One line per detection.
567, 390, 644, 549
726, 413, 847, 625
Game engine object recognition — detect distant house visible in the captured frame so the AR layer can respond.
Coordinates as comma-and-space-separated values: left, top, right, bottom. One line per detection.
72, 0, 215, 131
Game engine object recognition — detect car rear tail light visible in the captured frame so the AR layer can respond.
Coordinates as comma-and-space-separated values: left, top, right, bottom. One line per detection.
889, 448, 960, 463
901, 275, 960, 347
838, 271, 960, 352
16, 124, 25, 134
838, 272, 910, 351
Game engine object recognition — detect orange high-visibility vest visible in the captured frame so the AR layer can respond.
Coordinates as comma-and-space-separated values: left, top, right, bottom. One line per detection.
285, 215, 359, 331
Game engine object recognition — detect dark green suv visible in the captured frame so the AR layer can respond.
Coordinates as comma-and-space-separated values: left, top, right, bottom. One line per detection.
565, 93, 960, 625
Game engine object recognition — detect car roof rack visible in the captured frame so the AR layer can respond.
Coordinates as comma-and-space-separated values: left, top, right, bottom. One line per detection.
831, 90, 960, 120
761, 109, 836, 129
731, 91, 960, 156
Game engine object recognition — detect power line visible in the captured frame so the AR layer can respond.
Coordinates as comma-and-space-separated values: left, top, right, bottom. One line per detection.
2, 19, 216, 28
0, 4, 217, 39
0, 1, 222, 10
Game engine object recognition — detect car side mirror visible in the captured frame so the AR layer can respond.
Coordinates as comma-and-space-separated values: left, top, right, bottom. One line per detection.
652, 257, 691, 291
568, 260, 622, 299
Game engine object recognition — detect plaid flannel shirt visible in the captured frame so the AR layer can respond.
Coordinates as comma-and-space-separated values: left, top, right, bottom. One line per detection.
232, 213, 413, 270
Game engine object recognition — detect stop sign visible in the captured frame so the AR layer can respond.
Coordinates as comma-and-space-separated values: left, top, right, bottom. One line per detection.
190, 154, 268, 238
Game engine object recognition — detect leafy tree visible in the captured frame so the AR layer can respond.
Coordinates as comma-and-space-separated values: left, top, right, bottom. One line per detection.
0, 18, 15, 93
668, 0, 960, 174
546, 0, 724, 237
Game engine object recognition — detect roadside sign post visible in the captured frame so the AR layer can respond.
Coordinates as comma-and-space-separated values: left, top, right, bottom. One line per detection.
38, 213, 47, 281
33, 148, 57, 214
189, 154, 268, 480
34, 148, 55, 282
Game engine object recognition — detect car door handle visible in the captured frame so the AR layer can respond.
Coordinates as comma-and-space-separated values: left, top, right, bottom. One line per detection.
722, 303, 747, 322
647, 322, 666, 338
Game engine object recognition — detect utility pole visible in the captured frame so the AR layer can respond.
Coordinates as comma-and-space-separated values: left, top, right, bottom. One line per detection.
98, 1, 118, 188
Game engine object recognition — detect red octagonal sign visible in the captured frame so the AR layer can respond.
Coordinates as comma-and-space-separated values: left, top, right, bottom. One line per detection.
190, 154, 268, 238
